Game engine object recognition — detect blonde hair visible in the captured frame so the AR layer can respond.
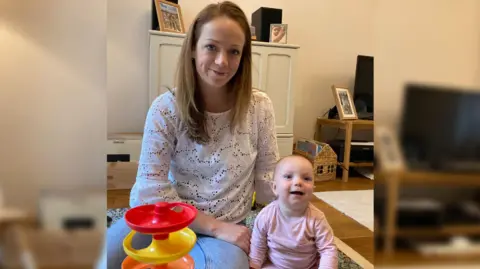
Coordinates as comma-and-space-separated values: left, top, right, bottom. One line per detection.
173, 1, 252, 144
273, 154, 315, 182
274, 154, 314, 174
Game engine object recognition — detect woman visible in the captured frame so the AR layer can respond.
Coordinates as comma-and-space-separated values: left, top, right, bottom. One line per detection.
107, 1, 279, 268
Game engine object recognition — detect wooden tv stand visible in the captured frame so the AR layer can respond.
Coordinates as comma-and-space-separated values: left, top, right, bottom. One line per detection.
314, 118, 374, 182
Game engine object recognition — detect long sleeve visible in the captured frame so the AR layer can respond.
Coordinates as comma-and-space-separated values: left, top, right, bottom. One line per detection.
249, 209, 270, 269
254, 92, 279, 205
314, 214, 338, 269
130, 93, 182, 207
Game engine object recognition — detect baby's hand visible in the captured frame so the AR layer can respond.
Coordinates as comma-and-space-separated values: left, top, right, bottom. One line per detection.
213, 222, 251, 254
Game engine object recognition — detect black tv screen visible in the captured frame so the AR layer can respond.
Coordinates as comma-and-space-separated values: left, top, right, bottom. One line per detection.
400, 84, 480, 172
353, 55, 374, 114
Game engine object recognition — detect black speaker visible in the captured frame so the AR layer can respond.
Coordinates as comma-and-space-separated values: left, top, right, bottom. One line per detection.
251, 7, 282, 42
353, 55, 374, 118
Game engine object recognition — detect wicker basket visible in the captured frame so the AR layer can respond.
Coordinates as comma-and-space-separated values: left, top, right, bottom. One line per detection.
293, 139, 337, 182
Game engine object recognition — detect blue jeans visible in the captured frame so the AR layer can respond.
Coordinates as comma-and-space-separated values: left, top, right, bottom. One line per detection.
107, 217, 249, 269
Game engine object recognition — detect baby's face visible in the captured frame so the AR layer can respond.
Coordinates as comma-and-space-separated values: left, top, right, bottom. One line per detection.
273, 156, 314, 211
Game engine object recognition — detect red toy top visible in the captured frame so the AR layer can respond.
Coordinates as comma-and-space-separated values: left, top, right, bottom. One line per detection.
125, 202, 197, 235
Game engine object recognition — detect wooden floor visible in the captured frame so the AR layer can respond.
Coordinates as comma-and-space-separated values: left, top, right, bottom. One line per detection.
314, 176, 374, 192
311, 177, 374, 264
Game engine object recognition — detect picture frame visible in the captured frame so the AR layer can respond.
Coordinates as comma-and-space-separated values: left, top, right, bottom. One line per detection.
154, 0, 185, 33
375, 126, 406, 172
331, 85, 358, 120
269, 24, 288, 44
250, 26, 257, 40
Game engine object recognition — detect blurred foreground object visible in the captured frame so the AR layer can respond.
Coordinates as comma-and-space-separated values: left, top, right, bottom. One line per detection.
375, 83, 480, 267
6, 229, 103, 268
1, 219, 103, 268
400, 83, 480, 174
1, 188, 105, 268
0, 204, 34, 269
38, 188, 105, 231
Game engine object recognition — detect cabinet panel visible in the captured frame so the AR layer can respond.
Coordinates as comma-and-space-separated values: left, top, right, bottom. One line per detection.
265, 52, 294, 134
277, 135, 294, 158
251, 45, 296, 134
149, 34, 183, 102
149, 32, 298, 136
251, 50, 262, 90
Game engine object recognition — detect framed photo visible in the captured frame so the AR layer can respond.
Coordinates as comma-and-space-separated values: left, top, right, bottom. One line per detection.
331, 85, 358, 120
269, 24, 287, 44
250, 26, 257, 40
154, 0, 185, 33
375, 126, 406, 172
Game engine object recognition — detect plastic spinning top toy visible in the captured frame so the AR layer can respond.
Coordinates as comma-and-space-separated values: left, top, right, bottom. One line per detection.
122, 202, 198, 269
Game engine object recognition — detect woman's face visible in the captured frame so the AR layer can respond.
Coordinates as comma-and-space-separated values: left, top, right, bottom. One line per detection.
193, 16, 245, 92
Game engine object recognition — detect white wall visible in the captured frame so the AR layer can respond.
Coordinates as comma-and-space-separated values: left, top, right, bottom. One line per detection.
2, 0, 479, 213
106, 0, 375, 140
107, 0, 480, 139
373, 0, 480, 128
107, 0, 152, 134
0, 0, 106, 213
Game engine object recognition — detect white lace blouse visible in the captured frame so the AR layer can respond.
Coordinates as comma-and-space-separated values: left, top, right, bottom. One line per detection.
130, 90, 279, 223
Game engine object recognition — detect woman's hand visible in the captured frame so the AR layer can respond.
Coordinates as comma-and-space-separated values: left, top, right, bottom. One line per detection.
187, 211, 251, 253
213, 221, 251, 254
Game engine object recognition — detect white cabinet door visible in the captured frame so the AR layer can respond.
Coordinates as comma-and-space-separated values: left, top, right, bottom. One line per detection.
277, 134, 294, 158
251, 48, 263, 90
149, 34, 184, 103
149, 32, 297, 136
251, 45, 296, 134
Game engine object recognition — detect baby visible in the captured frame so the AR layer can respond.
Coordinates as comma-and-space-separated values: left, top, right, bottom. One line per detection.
249, 155, 338, 269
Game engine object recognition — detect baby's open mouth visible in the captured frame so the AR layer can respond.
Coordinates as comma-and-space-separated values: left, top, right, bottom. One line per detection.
290, 191, 304, 195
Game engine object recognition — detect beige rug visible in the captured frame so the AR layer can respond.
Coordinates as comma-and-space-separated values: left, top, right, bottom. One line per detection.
314, 190, 374, 231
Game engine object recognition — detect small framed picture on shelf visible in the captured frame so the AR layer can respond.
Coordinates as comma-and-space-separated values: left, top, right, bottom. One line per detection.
375, 126, 405, 172
331, 85, 358, 120
250, 26, 257, 40
269, 24, 287, 44
154, 0, 185, 33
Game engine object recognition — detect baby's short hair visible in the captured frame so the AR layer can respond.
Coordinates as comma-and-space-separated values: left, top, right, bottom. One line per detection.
273, 154, 314, 177
275, 153, 313, 168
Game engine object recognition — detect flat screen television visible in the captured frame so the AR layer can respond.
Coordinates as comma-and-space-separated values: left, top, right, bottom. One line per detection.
400, 83, 480, 173
353, 55, 374, 119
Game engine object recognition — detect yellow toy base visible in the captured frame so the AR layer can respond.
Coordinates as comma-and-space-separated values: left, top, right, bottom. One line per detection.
121, 254, 194, 269
123, 227, 196, 264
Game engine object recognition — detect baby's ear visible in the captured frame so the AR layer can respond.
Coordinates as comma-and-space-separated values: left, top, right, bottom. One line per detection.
271, 181, 277, 195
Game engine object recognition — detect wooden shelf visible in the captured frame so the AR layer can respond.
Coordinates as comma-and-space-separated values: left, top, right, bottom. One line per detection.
316, 118, 374, 130
379, 169, 480, 256
377, 170, 480, 186
394, 224, 480, 237
375, 249, 480, 266
107, 132, 143, 140
0, 208, 28, 223
315, 118, 374, 182
401, 171, 480, 186
340, 162, 374, 167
